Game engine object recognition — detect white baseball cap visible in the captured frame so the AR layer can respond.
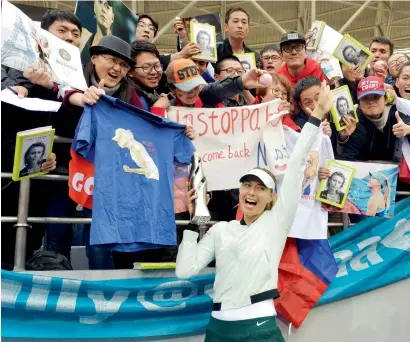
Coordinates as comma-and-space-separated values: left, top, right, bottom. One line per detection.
239, 168, 276, 190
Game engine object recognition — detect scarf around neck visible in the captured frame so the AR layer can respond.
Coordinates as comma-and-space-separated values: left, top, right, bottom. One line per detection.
91, 73, 121, 97
366, 105, 391, 131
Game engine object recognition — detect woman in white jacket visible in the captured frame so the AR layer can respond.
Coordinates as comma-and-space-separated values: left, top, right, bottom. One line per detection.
176, 81, 333, 342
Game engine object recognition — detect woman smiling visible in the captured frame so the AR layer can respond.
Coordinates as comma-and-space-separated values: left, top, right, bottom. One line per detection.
176, 81, 334, 342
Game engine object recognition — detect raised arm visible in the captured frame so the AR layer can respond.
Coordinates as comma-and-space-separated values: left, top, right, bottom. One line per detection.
274, 81, 333, 231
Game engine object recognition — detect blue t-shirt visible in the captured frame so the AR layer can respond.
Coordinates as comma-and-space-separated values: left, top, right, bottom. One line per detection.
73, 95, 195, 251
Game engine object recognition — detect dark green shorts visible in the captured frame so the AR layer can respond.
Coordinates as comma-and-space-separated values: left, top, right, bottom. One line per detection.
204, 315, 285, 342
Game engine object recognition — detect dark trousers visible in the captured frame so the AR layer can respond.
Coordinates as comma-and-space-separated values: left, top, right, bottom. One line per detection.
45, 181, 76, 260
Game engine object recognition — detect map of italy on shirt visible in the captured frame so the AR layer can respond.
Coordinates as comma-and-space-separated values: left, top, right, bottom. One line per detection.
73, 95, 195, 250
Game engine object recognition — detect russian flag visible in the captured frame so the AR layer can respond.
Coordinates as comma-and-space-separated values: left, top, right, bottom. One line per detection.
235, 207, 338, 328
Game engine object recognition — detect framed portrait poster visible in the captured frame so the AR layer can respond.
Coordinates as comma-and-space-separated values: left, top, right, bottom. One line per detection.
307, 21, 325, 50
190, 21, 217, 62
316, 160, 356, 209
333, 34, 373, 71
330, 85, 359, 131
234, 52, 257, 72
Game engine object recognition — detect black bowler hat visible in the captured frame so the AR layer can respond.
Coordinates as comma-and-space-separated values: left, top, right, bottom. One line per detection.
89, 35, 135, 66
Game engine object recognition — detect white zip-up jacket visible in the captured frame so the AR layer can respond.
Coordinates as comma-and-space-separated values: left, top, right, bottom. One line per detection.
176, 117, 321, 311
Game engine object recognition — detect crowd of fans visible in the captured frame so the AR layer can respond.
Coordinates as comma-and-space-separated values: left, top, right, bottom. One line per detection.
1, 6, 410, 271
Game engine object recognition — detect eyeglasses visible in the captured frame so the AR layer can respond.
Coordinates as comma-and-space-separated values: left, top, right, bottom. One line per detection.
137, 22, 157, 33
101, 55, 130, 72
220, 67, 245, 75
282, 44, 305, 53
388, 56, 408, 67
262, 55, 282, 62
134, 64, 163, 74
267, 87, 288, 100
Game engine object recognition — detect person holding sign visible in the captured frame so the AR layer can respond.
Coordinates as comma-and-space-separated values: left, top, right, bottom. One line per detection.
176, 81, 333, 342
319, 172, 346, 205
338, 76, 410, 162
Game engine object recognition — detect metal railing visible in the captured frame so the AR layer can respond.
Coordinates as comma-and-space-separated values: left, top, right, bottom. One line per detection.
2, 146, 410, 270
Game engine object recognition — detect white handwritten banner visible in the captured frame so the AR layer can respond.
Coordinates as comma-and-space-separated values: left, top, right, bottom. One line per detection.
167, 99, 288, 191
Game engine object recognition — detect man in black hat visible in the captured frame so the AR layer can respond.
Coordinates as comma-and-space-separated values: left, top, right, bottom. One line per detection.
277, 31, 326, 87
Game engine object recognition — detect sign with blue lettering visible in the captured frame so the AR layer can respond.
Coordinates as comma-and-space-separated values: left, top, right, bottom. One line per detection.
2, 197, 409, 339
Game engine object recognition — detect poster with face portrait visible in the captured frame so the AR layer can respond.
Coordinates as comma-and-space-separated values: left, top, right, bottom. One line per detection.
316, 160, 355, 208
75, 0, 138, 64
307, 21, 325, 50
330, 85, 358, 131
190, 22, 217, 62
178, 13, 222, 50
12, 126, 55, 181
333, 34, 373, 71
1, 0, 87, 91
320, 161, 398, 217
234, 52, 257, 72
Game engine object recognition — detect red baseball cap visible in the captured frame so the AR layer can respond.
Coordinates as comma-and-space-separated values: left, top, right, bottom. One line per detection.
357, 76, 386, 100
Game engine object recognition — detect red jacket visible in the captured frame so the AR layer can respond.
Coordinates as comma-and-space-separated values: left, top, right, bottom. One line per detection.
278, 58, 326, 87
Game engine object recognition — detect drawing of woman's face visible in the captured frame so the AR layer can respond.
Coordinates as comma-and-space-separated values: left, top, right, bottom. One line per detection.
337, 98, 348, 116
28, 146, 44, 165
329, 174, 344, 191
242, 61, 251, 72
197, 32, 210, 48
344, 46, 357, 63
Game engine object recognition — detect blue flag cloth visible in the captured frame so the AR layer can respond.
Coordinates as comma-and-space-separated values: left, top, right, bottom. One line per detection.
2, 197, 409, 339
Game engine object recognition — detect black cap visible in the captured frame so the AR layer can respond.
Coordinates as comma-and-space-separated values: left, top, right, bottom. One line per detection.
89, 35, 135, 66
280, 31, 306, 48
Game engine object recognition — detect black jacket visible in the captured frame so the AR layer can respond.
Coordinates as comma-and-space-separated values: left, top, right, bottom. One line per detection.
338, 105, 410, 162
199, 75, 246, 107
217, 38, 259, 61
